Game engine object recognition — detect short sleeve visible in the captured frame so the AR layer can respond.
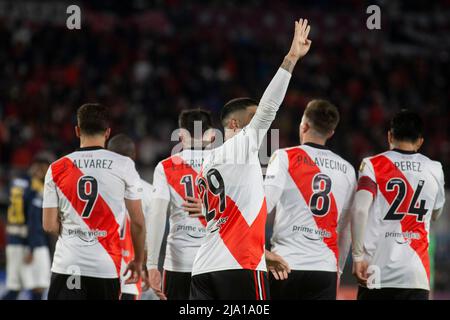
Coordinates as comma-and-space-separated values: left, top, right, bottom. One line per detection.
343, 166, 357, 212
43, 166, 58, 208
141, 181, 154, 219
152, 162, 170, 201
434, 163, 446, 210
264, 150, 288, 188
357, 158, 377, 198
124, 159, 142, 200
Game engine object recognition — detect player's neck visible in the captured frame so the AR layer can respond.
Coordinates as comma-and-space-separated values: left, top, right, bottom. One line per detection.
390, 141, 418, 153
79, 136, 106, 149
301, 136, 327, 147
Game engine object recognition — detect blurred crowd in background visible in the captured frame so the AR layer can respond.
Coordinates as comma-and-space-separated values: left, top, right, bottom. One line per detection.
0, 0, 449, 296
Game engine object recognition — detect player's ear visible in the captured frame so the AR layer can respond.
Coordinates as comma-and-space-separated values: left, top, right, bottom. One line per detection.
203, 128, 216, 144
387, 130, 393, 145
229, 118, 239, 131
75, 126, 81, 138
416, 137, 424, 151
179, 128, 190, 144
327, 130, 335, 140
105, 128, 111, 140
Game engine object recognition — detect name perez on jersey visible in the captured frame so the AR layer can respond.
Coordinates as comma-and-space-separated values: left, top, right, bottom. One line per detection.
394, 161, 422, 172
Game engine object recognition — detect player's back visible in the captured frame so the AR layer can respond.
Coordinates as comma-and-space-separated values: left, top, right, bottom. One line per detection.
153, 149, 209, 272
267, 143, 356, 272
359, 149, 445, 290
43, 146, 142, 278
192, 127, 267, 276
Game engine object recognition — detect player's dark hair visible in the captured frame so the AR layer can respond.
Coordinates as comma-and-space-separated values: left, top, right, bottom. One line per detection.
77, 103, 110, 136
390, 109, 424, 142
107, 134, 136, 160
304, 99, 340, 136
178, 108, 213, 136
220, 97, 258, 125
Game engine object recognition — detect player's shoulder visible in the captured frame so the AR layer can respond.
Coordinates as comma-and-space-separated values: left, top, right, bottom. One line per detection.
158, 152, 183, 165
268, 147, 293, 164
359, 150, 390, 166
416, 153, 444, 175
277, 145, 301, 157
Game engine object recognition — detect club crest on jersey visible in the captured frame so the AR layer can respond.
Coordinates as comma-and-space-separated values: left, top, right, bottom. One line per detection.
209, 216, 228, 233
359, 161, 366, 173
268, 152, 277, 165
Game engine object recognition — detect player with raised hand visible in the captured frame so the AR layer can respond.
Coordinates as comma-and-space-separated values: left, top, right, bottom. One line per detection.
42, 104, 146, 300
351, 110, 445, 300
146, 109, 214, 300
190, 18, 312, 300
264, 100, 356, 300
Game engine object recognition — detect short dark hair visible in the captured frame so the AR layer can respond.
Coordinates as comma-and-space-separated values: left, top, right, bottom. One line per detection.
178, 108, 213, 136
220, 97, 258, 125
304, 99, 340, 135
390, 109, 424, 142
107, 134, 136, 160
77, 103, 110, 136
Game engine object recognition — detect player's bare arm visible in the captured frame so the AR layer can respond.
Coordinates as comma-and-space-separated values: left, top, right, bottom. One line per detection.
124, 198, 146, 284
42, 207, 60, 235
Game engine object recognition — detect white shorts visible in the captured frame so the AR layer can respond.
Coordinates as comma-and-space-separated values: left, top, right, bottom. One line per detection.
6, 245, 51, 290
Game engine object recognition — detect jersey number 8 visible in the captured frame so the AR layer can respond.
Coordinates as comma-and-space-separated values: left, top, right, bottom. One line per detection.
309, 173, 332, 217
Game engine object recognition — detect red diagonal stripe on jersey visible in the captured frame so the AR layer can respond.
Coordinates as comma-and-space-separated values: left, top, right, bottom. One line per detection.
219, 198, 266, 269
199, 173, 267, 269
162, 156, 206, 227
371, 155, 430, 281
51, 157, 121, 276
286, 148, 339, 263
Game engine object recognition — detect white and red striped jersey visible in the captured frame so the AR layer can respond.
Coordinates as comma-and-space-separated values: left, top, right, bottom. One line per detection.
357, 149, 445, 290
191, 127, 269, 276
191, 67, 292, 277
153, 149, 209, 273
264, 143, 356, 272
43, 146, 142, 279
120, 179, 153, 296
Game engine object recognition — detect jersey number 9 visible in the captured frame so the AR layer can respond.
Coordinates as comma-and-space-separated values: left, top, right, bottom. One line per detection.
77, 176, 99, 218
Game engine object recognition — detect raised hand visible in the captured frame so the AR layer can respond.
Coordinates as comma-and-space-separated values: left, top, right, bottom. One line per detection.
288, 18, 312, 59
282, 18, 312, 73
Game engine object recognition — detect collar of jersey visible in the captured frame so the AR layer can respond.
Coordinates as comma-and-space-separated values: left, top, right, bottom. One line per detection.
76, 146, 104, 151
391, 148, 417, 155
303, 142, 328, 150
